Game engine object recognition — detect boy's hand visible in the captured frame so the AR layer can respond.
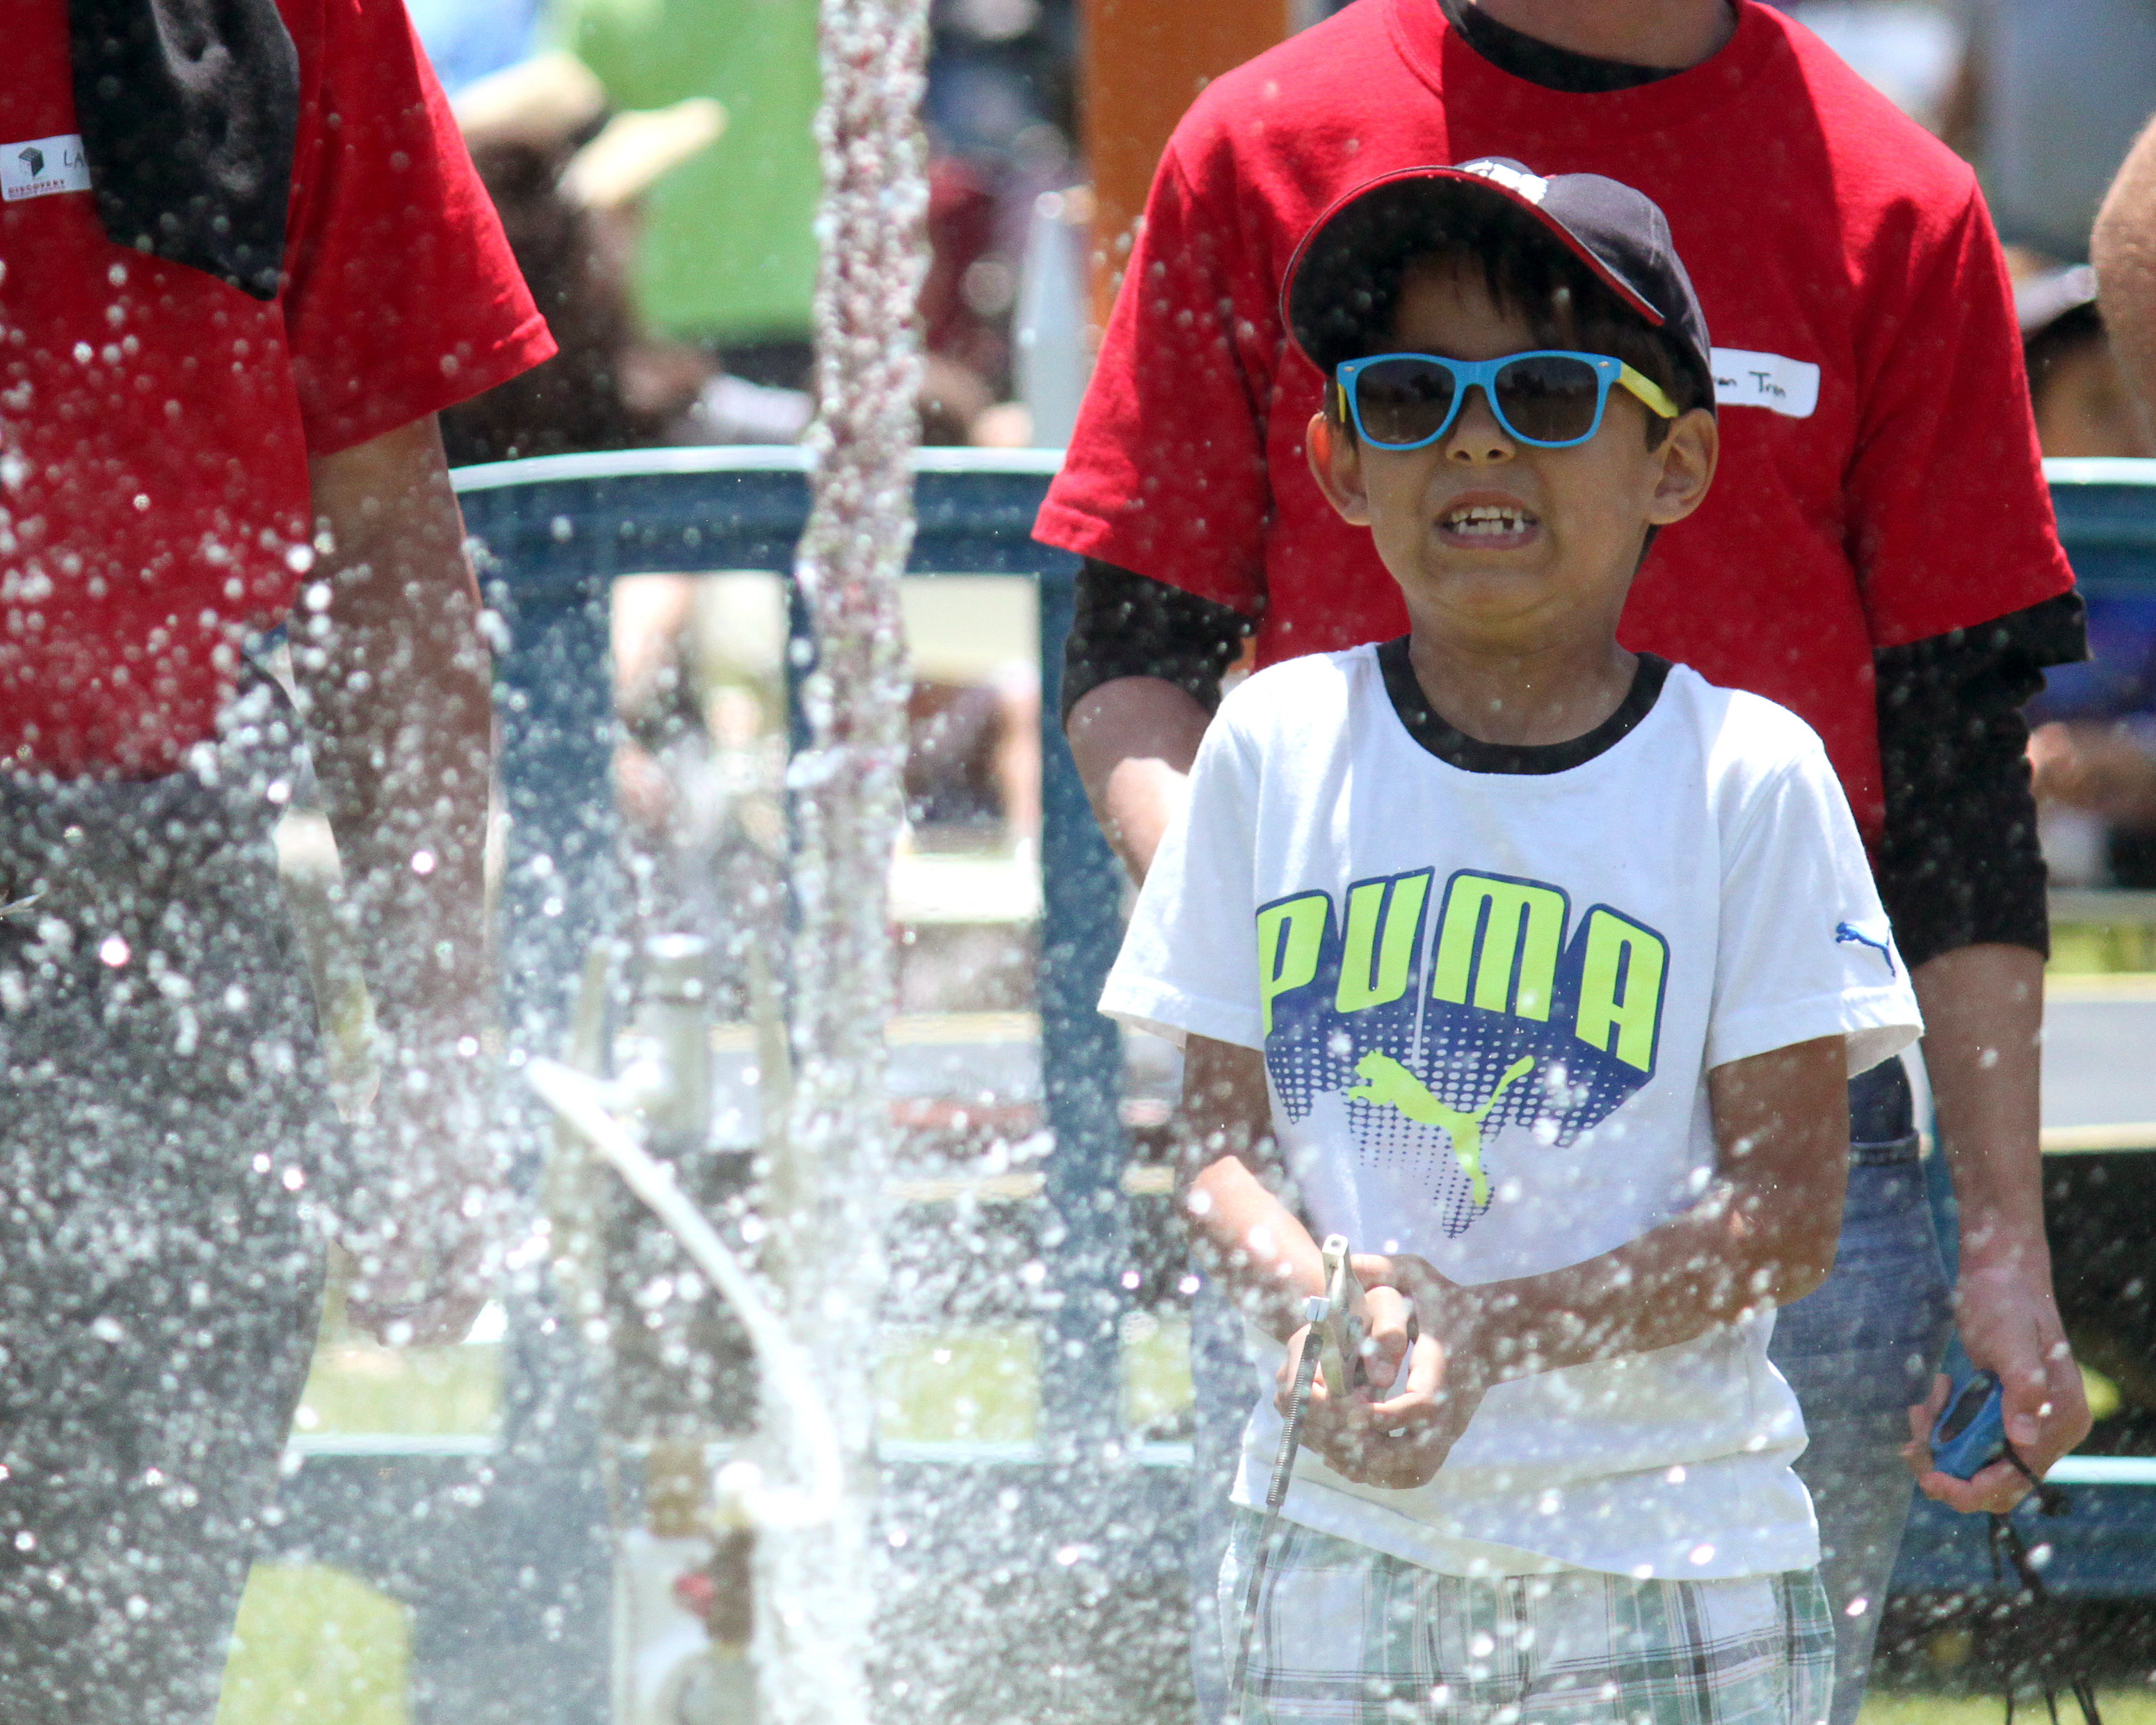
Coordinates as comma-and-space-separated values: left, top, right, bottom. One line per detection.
1347, 1269, 1417, 1388
1278, 1286, 1485, 1489
1353, 1252, 1482, 1374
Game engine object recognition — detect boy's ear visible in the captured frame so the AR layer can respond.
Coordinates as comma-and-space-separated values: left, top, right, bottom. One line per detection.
1305, 411, 1372, 527
1644, 407, 1719, 527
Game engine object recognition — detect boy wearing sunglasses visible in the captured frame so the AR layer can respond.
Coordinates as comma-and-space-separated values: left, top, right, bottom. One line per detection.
1100, 161, 1923, 1722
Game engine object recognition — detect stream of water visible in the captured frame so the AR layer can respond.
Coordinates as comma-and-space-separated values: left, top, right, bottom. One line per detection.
757, 0, 931, 1717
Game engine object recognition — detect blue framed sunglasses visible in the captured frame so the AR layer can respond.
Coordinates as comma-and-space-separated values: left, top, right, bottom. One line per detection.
1333, 350, 1680, 451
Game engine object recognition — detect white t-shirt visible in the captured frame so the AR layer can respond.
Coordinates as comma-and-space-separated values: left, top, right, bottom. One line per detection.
1100, 644, 1924, 1581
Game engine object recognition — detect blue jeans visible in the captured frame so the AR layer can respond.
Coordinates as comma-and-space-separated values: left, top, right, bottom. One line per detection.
1186, 1061, 1954, 1725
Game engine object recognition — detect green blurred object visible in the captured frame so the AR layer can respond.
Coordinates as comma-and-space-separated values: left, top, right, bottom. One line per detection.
292, 1338, 504, 1438
1123, 1310, 1195, 1434
2083, 1362, 2125, 1424
2050, 922, 2156, 974
216, 1564, 410, 1725
1860, 1694, 2156, 1725
876, 1324, 1040, 1443
556, 0, 819, 343
872, 1316, 1200, 1444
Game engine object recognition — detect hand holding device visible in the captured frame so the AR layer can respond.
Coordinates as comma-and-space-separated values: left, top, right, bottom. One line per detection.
1929, 1367, 2008, 1481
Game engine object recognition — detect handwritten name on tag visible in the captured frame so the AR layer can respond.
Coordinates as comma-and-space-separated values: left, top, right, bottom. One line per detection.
1711, 348, 1821, 419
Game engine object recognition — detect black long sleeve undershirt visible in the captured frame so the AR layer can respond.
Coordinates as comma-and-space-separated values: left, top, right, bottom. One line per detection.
1061, 559, 2088, 971
1871, 591, 2086, 968
1059, 559, 1255, 720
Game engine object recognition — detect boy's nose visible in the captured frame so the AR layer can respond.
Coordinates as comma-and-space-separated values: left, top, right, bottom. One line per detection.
1446, 385, 1515, 463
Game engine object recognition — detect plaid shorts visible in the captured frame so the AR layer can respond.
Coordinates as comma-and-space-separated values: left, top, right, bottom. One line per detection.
1220, 1513, 1834, 1725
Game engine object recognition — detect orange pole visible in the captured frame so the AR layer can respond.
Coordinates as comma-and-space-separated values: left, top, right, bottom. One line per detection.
1079, 0, 1292, 325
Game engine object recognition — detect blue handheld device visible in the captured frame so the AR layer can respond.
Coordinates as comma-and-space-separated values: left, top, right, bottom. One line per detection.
1929, 1367, 2008, 1479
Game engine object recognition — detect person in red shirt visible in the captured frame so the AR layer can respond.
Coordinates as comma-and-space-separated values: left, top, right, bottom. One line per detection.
0, 0, 552, 1717
1038, 5, 2093, 1722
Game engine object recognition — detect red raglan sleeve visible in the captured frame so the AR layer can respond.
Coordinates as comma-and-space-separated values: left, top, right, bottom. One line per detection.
279, 0, 555, 456
1844, 174, 2074, 647
1032, 136, 1279, 613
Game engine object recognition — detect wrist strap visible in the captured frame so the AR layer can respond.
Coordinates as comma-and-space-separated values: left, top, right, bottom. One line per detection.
1990, 1442, 2102, 1725
2002, 1442, 2071, 1518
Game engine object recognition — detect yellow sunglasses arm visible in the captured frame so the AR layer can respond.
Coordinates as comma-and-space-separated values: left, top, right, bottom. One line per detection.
1618, 362, 1681, 421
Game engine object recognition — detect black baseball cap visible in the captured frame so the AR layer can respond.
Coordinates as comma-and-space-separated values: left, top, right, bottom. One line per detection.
1285, 157, 1714, 407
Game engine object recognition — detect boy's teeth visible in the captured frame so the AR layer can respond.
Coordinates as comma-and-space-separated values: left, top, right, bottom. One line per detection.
1445, 504, 1532, 535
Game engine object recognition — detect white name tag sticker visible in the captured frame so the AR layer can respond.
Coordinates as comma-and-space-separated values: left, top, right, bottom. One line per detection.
1, 135, 91, 203
1710, 348, 1821, 419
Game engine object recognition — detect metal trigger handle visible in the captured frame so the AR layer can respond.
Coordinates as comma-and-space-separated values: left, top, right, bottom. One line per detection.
1318, 1234, 1368, 1395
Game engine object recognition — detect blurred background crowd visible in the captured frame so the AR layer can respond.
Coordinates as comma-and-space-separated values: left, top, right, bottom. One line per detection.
416, 0, 2156, 465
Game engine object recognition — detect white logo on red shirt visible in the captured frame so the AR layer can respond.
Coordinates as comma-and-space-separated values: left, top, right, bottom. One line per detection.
1711, 348, 1820, 419
1, 136, 91, 204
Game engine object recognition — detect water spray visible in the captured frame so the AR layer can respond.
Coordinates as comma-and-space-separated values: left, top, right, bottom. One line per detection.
1227, 1235, 1368, 1719
524, 1056, 844, 1532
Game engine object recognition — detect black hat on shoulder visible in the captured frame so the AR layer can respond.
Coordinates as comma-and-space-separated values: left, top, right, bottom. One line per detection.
1284, 157, 1714, 403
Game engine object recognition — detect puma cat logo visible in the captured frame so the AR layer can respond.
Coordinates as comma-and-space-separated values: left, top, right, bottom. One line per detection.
1345, 1052, 1536, 1206
1834, 922, 1895, 975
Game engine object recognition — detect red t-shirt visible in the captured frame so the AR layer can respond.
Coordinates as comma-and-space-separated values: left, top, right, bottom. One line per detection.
1036, 0, 2074, 838
0, 0, 554, 775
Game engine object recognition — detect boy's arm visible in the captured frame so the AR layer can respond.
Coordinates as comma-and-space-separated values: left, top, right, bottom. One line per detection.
1177, 1034, 1325, 1335
1179, 1035, 1475, 1487
1369, 1036, 1849, 1392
